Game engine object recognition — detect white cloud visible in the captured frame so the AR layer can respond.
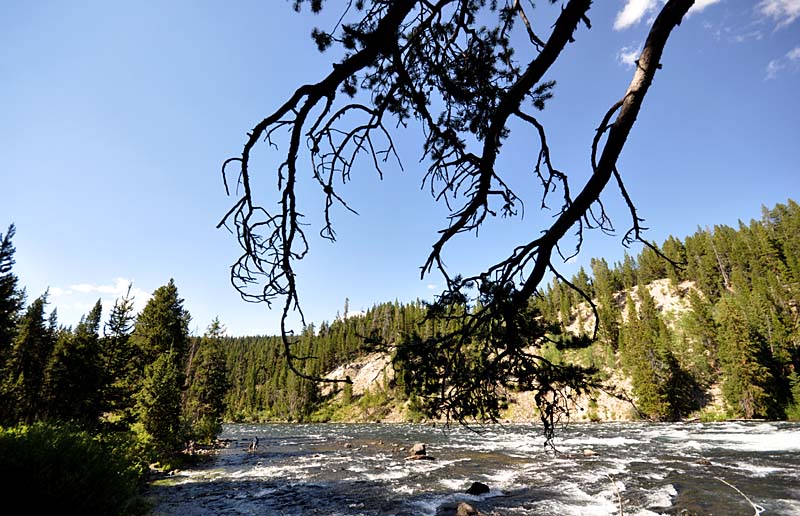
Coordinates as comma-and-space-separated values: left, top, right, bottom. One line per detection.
426, 283, 438, 290
759, 0, 800, 27
766, 58, 785, 79
687, 0, 723, 16
765, 45, 800, 79
36, 277, 167, 332
732, 29, 764, 43
70, 277, 126, 296
614, 0, 658, 31
70, 283, 96, 293
57, 301, 97, 314
98, 278, 132, 295
617, 44, 642, 68
49, 286, 71, 297
50, 277, 153, 324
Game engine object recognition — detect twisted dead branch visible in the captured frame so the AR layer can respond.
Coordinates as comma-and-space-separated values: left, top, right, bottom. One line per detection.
220, 0, 696, 435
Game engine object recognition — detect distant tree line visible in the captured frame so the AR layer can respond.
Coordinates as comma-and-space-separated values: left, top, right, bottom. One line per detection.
219, 200, 800, 424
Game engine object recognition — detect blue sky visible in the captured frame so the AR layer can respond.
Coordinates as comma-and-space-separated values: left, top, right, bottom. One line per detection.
1, 0, 798, 336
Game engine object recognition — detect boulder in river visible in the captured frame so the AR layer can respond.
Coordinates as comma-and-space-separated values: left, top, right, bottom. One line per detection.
436, 501, 486, 516
405, 442, 436, 460
465, 482, 490, 495
410, 443, 426, 456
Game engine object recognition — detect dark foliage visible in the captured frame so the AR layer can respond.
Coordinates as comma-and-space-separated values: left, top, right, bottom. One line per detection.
0, 423, 146, 515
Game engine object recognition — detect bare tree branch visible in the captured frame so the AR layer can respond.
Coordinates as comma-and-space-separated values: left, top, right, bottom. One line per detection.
220, 0, 696, 428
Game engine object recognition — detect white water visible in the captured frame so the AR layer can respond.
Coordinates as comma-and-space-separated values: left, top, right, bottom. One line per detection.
150, 422, 800, 515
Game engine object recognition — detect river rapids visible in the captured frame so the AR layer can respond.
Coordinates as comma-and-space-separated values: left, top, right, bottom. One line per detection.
148, 421, 800, 515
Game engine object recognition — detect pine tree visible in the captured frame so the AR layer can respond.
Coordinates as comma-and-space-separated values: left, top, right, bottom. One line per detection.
680, 289, 718, 386
127, 280, 193, 455
43, 300, 104, 424
591, 258, 621, 350
662, 235, 687, 286
135, 350, 184, 456
130, 279, 190, 383
620, 293, 666, 419
619, 286, 694, 420
637, 247, 668, 285
184, 318, 230, 442
0, 224, 25, 362
100, 287, 138, 419
618, 253, 639, 290
131, 279, 190, 361
2, 295, 56, 424
716, 292, 776, 419
571, 267, 593, 299
0, 224, 25, 420
787, 371, 800, 420
684, 229, 725, 301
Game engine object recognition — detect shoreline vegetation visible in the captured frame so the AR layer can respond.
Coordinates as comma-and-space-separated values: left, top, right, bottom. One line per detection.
1, 199, 799, 513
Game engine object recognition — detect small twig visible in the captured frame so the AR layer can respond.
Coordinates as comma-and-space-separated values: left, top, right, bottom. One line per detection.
513, 0, 546, 49
716, 477, 765, 516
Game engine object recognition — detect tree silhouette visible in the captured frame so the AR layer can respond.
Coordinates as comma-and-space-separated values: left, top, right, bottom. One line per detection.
220, 0, 697, 440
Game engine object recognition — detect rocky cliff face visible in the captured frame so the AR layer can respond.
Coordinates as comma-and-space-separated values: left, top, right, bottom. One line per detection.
322, 352, 393, 397
566, 278, 694, 334
319, 279, 722, 423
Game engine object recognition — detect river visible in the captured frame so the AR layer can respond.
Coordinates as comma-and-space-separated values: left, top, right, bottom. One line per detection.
148, 421, 800, 515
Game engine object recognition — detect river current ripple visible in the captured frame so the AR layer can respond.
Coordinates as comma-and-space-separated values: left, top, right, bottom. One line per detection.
149, 422, 800, 515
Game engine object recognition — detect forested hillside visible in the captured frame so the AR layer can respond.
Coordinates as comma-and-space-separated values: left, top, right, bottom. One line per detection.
221, 200, 800, 423
222, 301, 431, 421
535, 199, 800, 421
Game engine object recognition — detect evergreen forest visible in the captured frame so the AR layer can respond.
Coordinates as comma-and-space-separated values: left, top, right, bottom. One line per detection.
219, 200, 800, 424
1, 199, 799, 513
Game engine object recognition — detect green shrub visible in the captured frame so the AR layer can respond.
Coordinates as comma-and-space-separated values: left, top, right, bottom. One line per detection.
698, 407, 728, 422
0, 423, 147, 515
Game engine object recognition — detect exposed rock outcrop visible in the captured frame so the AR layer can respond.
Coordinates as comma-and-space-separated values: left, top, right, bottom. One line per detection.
322, 352, 393, 397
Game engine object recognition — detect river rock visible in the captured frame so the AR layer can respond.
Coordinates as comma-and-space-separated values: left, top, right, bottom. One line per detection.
405, 453, 436, 461
410, 443, 427, 456
583, 448, 599, 457
465, 482, 490, 495
405, 442, 435, 460
436, 502, 486, 516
